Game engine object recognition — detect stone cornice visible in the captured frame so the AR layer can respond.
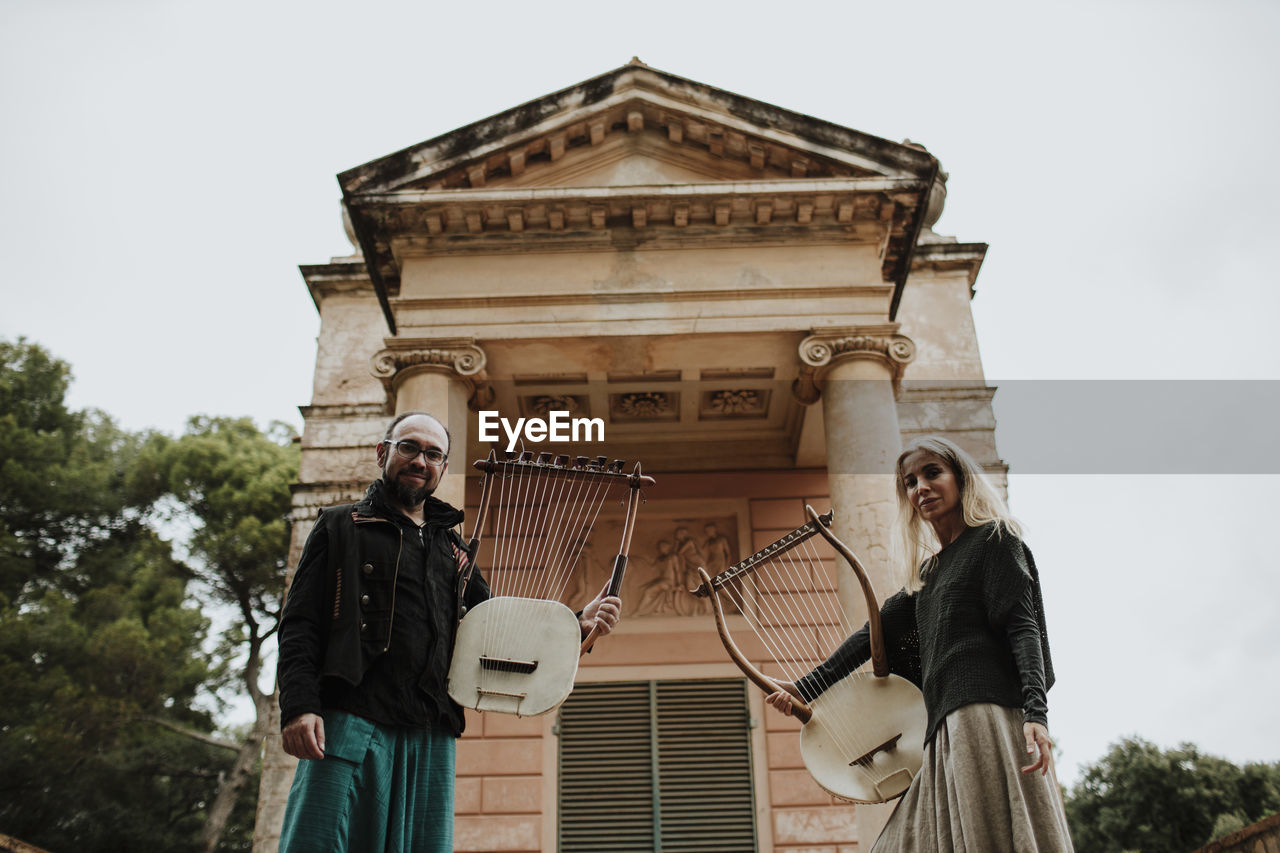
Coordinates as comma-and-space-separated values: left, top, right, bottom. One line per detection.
347, 176, 926, 329
356, 178, 920, 250
792, 326, 916, 404
390, 283, 891, 313
297, 402, 388, 420
357, 176, 921, 207
290, 481, 369, 518
896, 381, 995, 403
370, 339, 494, 411
910, 241, 989, 296
299, 261, 373, 310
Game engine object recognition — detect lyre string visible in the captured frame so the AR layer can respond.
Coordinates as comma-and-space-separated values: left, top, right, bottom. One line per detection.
481, 455, 520, 699
478, 456, 628, 678
790, 536, 879, 778
508, 460, 543, 598
522, 466, 578, 596
496, 459, 557, 661
801, 534, 887, 784
531, 467, 597, 600
484, 457, 549, 699
546, 469, 602, 598
494, 465, 612, 659
492, 461, 538, 668
541, 469, 616, 603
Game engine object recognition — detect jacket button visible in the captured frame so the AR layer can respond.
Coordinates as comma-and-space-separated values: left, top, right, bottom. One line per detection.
360, 594, 370, 607
360, 621, 368, 633
361, 563, 373, 576
459, 605, 468, 618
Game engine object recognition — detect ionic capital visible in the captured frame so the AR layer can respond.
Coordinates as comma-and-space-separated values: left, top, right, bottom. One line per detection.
370, 339, 495, 411
792, 327, 916, 404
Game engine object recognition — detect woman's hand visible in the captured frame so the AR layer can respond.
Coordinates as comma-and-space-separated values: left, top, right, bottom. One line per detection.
765, 680, 802, 717
1021, 721, 1054, 776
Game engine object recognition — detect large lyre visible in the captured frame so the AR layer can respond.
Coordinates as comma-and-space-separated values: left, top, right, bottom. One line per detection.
447, 450, 654, 717
691, 505, 926, 803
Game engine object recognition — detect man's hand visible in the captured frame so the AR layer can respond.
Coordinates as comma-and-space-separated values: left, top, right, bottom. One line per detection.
580, 582, 622, 637
282, 713, 326, 760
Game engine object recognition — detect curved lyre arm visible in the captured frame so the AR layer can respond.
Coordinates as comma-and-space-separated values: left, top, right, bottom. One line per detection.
466, 450, 500, 559
805, 504, 890, 679
694, 567, 814, 724
580, 462, 656, 655
455, 451, 500, 617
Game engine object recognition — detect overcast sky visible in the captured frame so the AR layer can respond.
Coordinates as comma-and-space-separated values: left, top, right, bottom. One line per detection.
3, 0, 1278, 787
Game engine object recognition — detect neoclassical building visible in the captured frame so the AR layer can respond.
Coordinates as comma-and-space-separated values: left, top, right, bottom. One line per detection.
255, 61, 998, 852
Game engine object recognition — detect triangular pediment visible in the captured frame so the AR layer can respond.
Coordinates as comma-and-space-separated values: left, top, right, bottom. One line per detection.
339, 62, 936, 197
339, 63, 944, 335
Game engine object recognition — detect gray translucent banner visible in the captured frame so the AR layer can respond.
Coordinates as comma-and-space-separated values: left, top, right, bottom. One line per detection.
460, 379, 1279, 475
987, 380, 1278, 474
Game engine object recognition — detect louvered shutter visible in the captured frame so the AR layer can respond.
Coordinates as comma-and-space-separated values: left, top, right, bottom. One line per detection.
558, 679, 757, 853
559, 682, 656, 851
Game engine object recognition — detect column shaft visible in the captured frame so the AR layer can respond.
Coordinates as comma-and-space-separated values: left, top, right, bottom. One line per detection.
819, 355, 904, 841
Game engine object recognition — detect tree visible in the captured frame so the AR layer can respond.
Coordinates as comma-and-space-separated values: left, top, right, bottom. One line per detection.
0, 339, 255, 851
0, 512, 234, 850
0, 338, 140, 603
1065, 737, 1280, 852
132, 416, 298, 853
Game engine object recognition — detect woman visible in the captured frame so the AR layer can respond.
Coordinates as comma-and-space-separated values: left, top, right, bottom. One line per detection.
767, 436, 1073, 851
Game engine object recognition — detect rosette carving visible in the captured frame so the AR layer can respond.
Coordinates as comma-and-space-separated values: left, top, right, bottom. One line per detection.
706, 389, 765, 416
793, 329, 916, 404
526, 394, 585, 417
618, 392, 673, 418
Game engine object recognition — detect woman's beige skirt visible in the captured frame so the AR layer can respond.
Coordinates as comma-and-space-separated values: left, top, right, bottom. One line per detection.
872, 703, 1074, 853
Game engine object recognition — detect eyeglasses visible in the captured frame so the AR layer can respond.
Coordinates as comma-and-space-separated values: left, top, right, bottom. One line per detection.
387, 440, 447, 465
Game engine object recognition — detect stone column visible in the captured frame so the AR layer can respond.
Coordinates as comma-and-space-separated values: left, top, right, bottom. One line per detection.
794, 326, 914, 842
370, 340, 492, 511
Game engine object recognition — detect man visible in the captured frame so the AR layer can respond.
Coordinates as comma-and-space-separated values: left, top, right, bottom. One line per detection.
277, 412, 621, 852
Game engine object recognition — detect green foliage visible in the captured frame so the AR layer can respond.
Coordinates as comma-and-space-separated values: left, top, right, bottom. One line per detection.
1208, 811, 1249, 842
0, 523, 220, 852
0, 338, 146, 603
1064, 737, 1280, 852
0, 339, 294, 851
131, 415, 298, 689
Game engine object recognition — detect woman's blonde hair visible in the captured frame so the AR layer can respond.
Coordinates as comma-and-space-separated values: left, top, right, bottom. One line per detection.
893, 435, 1021, 593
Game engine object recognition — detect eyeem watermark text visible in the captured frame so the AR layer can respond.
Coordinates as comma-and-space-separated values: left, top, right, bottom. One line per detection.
477, 410, 605, 452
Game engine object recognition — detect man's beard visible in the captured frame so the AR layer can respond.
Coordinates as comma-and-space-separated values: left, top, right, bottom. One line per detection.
383, 466, 431, 507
